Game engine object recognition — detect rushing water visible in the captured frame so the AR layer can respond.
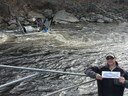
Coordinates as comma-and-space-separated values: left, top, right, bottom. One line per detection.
0, 22, 128, 96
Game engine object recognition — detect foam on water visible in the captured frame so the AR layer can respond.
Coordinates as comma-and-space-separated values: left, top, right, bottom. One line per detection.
0, 33, 8, 44
1, 22, 128, 96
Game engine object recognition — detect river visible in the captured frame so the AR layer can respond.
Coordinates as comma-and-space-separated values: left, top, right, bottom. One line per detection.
0, 22, 128, 96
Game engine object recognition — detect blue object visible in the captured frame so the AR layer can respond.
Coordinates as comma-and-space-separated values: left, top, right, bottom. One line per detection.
42, 28, 49, 33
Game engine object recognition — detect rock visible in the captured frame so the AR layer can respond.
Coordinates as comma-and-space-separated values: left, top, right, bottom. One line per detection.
97, 19, 104, 23
87, 13, 113, 23
89, 14, 104, 23
57, 21, 68, 24
103, 17, 113, 23
18, 17, 25, 22
28, 11, 45, 19
86, 13, 113, 23
27, 18, 35, 22
80, 17, 87, 22
24, 21, 30, 25
43, 9, 53, 17
8, 19, 17, 25
37, 86, 55, 92
96, 14, 104, 19
89, 16, 97, 22
8, 24, 17, 29
59, 91, 67, 96
53, 10, 79, 24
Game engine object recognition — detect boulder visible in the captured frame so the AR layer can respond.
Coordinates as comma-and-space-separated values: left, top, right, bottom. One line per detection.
80, 17, 87, 22
28, 11, 45, 19
59, 91, 67, 96
43, 9, 53, 17
86, 13, 113, 23
24, 21, 30, 25
8, 24, 17, 29
53, 10, 79, 24
8, 19, 17, 25
96, 14, 104, 19
89, 17, 97, 22
97, 19, 104, 23
18, 17, 25, 22
103, 17, 113, 23
27, 18, 35, 22
90, 14, 104, 22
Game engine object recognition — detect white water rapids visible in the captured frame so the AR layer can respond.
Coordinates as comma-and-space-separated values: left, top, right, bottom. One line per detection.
0, 22, 128, 96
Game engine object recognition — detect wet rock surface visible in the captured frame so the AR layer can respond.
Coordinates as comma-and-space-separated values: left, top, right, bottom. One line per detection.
0, 22, 128, 96
53, 10, 79, 24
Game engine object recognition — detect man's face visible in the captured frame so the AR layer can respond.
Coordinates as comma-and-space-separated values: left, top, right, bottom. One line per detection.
106, 56, 116, 66
107, 59, 116, 66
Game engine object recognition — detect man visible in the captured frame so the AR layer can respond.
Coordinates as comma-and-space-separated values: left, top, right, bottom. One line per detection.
85, 54, 128, 96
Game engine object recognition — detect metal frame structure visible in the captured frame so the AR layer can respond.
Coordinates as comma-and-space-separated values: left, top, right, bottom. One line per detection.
0, 64, 95, 96
0, 65, 86, 76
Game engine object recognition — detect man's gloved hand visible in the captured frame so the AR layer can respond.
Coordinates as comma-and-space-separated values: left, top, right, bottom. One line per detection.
119, 77, 126, 84
96, 74, 103, 80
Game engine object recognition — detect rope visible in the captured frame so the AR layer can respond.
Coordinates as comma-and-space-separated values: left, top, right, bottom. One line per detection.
45, 79, 95, 96
0, 65, 86, 76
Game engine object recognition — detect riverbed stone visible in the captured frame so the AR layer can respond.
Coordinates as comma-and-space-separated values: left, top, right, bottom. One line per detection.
18, 17, 25, 22
96, 14, 104, 19
59, 91, 67, 96
103, 17, 113, 23
97, 19, 104, 23
43, 9, 53, 17
8, 19, 17, 25
53, 10, 79, 24
80, 17, 87, 22
28, 11, 45, 19
24, 21, 30, 25
8, 24, 17, 29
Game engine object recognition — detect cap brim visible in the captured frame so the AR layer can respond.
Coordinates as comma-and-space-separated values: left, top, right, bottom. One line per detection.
106, 56, 115, 60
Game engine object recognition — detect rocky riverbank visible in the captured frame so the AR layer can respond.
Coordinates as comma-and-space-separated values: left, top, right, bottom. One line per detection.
0, 0, 128, 30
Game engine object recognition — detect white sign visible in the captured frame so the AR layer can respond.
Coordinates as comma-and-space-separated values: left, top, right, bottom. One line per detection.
102, 71, 120, 79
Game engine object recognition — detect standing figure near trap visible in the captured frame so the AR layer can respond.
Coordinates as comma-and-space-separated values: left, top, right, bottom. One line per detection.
33, 17, 52, 32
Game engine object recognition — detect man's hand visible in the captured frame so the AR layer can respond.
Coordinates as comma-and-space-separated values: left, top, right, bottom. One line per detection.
119, 77, 126, 84
96, 74, 102, 80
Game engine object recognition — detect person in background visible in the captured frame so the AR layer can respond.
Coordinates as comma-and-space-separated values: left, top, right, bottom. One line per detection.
43, 17, 52, 32
33, 17, 52, 32
85, 54, 128, 96
34, 18, 44, 32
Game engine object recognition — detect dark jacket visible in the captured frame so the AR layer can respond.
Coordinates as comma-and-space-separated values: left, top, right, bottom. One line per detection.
85, 64, 128, 96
